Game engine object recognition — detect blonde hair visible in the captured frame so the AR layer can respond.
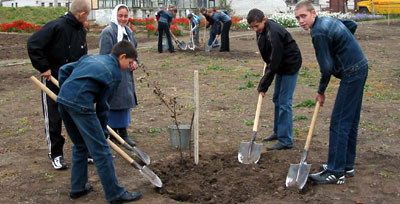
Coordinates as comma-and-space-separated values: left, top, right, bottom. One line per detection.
295, 0, 315, 12
70, 0, 91, 15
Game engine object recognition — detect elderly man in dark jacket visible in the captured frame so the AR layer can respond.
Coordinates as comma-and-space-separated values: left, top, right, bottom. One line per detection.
247, 8, 302, 151
27, 0, 90, 170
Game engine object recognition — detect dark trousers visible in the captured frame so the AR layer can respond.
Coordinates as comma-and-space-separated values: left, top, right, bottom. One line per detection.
42, 77, 64, 158
58, 104, 125, 201
158, 22, 174, 53
220, 20, 231, 51
327, 65, 368, 175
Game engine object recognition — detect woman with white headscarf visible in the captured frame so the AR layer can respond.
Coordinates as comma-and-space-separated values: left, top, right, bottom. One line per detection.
99, 4, 138, 147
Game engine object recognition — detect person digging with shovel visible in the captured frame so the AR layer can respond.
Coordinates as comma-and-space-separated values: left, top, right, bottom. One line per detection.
157, 5, 177, 53
294, 0, 368, 184
57, 41, 142, 203
247, 9, 302, 151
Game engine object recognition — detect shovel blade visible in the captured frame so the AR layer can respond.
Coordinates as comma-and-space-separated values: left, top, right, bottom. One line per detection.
238, 141, 262, 164
132, 146, 151, 165
178, 41, 187, 50
140, 166, 163, 188
285, 163, 311, 189
205, 45, 212, 52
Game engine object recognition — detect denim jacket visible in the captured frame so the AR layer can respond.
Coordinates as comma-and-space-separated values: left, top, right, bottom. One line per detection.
158, 9, 173, 26
311, 16, 368, 94
57, 54, 122, 134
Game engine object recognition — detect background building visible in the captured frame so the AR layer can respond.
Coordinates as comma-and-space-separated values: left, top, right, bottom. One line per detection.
2, 0, 70, 7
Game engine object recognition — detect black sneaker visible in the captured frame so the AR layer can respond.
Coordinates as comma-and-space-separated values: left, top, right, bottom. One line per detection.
320, 164, 355, 177
110, 191, 142, 204
70, 184, 93, 199
263, 133, 278, 142
309, 170, 345, 185
52, 155, 67, 170
266, 142, 292, 150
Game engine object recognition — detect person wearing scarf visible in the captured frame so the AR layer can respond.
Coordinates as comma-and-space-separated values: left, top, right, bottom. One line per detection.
99, 4, 138, 147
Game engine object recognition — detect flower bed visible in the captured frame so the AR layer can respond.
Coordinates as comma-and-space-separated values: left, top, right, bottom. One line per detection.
0, 20, 42, 33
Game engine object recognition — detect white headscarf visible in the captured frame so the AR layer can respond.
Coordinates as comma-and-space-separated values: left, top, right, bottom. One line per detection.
111, 4, 129, 42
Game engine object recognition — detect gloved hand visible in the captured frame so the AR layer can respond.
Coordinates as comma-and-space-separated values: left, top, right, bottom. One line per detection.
206, 24, 210, 29
104, 132, 110, 139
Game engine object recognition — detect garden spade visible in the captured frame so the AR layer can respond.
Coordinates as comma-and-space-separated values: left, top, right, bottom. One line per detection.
238, 93, 263, 164
170, 31, 187, 50
188, 30, 195, 50
108, 139, 162, 188
205, 37, 218, 52
107, 126, 151, 165
285, 101, 320, 189
32, 76, 151, 165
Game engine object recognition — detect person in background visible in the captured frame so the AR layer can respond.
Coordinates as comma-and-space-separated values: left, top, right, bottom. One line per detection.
200, 7, 220, 48
99, 4, 138, 147
247, 8, 302, 150
295, 0, 368, 184
208, 8, 231, 52
187, 12, 201, 47
58, 40, 142, 203
27, 0, 90, 170
157, 5, 177, 53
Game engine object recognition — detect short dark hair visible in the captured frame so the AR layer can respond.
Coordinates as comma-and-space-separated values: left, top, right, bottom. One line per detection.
111, 40, 137, 59
188, 13, 193, 19
247, 9, 265, 24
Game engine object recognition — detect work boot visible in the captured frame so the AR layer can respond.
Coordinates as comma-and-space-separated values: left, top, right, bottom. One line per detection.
309, 170, 345, 185
266, 142, 292, 150
263, 133, 278, 142
70, 184, 93, 199
319, 164, 355, 177
110, 191, 142, 204
118, 128, 136, 147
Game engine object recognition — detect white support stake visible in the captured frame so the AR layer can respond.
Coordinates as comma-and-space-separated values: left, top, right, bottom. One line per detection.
194, 70, 199, 165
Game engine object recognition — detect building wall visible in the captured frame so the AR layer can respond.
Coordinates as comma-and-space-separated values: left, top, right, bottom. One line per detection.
2, 0, 69, 7
228, 0, 287, 16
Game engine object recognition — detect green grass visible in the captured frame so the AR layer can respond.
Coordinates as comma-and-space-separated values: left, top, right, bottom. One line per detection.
294, 100, 316, 108
207, 65, 229, 71
294, 115, 308, 121
0, 6, 67, 25
239, 80, 255, 90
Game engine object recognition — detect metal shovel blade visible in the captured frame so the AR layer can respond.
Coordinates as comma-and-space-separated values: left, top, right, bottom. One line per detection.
205, 44, 212, 52
238, 141, 262, 164
177, 41, 187, 50
285, 162, 311, 189
140, 165, 163, 188
132, 146, 151, 165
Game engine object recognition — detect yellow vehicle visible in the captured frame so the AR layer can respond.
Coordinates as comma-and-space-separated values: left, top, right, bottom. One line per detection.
357, 0, 400, 14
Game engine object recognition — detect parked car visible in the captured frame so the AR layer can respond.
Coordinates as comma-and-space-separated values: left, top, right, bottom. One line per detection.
357, 0, 400, 14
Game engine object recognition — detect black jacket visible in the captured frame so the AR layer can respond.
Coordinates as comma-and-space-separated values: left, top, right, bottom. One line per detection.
257, 20, 302, 93
27, 12, 87, 79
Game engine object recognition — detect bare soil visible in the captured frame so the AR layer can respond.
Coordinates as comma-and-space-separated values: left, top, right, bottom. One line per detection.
1, 20, 400, 204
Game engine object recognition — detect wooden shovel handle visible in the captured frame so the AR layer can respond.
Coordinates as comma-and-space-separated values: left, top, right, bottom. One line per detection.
30, 76, 58, 101
107, 138, 134, 163
107, 126, 129, 146
252, 63, 267, 132
304, 101, 321, 151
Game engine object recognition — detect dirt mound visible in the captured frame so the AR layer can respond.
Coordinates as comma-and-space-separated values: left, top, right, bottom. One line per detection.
153, 151, 303, 204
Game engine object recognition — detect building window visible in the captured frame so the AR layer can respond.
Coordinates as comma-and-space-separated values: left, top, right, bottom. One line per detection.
50, 3, 53, 7
58, 3, 61, 7
16, 3, 18, 7
42, 2, 45, 7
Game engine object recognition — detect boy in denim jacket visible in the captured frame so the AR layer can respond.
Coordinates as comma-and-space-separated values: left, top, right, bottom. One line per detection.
57, 41, 142, 203
295, 0, 368, 185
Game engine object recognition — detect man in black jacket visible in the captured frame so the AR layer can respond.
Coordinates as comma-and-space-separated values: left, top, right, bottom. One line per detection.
247, 9, 302, 150
27, 0, 90, 170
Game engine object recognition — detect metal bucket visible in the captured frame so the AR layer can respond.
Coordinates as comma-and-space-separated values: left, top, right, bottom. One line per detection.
168, 125, 190, 149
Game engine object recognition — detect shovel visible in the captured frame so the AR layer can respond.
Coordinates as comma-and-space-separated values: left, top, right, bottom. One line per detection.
285, 101, 321, 189
205, 37, 218, 52
30, 76, 162, 187
238, 93, 264, 164
170, 31, 187, 50
107, 139, 162, 188
188, 30, 195, 50
33, 76, 151, 165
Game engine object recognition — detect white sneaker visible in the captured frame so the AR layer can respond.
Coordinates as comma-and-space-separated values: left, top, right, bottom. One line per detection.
52, 155, 67, 170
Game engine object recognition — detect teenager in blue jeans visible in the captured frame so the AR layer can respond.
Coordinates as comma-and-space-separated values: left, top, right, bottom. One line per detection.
200, 8, 220, 48
247, 9, 302, 151
295, 0, 368, 184
57, 41, 142, 203
157, 5, 177, 53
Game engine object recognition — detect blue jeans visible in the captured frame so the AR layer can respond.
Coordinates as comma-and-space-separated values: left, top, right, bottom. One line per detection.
272, 72, 298, 147
327, 65, 368, 175
208, 28, 219, 46
58, 104, 126, 202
